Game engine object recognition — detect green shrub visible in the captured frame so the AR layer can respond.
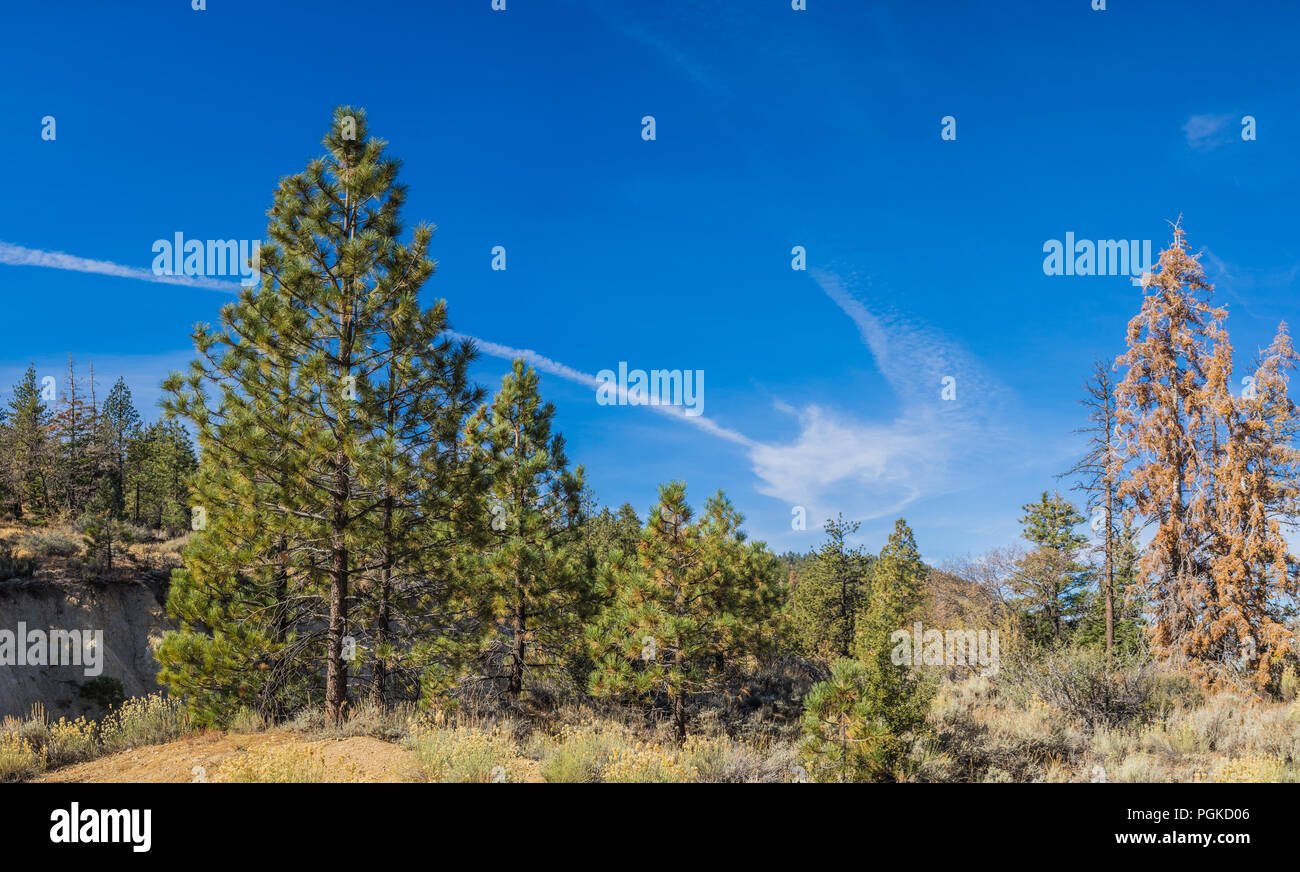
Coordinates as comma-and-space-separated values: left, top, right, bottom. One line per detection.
18, 529, 82, 558
79, 677, 127, 713
800, 658, 909, 782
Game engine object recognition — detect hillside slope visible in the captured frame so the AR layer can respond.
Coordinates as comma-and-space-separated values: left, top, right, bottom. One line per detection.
35, 731, 426, 783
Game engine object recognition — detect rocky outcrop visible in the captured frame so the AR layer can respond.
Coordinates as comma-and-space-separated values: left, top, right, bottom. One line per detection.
0, 573, 173, 719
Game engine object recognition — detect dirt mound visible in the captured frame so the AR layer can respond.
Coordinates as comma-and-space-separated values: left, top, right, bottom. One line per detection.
36, 731, 425, 783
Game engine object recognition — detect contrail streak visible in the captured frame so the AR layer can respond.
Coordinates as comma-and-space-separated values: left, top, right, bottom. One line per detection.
0, 242, 752, 448
0, 241, 241, 293
449, 331, 754, 448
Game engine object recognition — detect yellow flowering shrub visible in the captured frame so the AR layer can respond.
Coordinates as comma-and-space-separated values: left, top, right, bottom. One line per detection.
601, 742, 698, 783
45, 716, 97, 766
405, 723, 528, 783
0, 732, 45, 781
99, 694, 190, 751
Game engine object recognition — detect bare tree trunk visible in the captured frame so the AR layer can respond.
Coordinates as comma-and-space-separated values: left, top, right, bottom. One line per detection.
326, 449, 351, 725
370, 583, 389, 707
506, 422, 526, 699
370, 495, 393, 709
508, 597, 525, 698
1104, 486, 1114, 670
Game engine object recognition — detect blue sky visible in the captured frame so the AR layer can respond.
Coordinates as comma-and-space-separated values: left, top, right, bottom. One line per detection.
2, 0, 1298, 561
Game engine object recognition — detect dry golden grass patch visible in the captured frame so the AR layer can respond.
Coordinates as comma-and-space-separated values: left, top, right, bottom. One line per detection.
37, 731, 424, 783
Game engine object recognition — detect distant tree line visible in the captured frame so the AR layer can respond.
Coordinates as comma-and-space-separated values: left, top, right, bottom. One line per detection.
0, 358, 197, 566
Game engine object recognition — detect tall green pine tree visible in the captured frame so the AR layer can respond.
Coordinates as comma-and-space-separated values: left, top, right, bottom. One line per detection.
159, 107, 481, 724
463, 359, 586, 699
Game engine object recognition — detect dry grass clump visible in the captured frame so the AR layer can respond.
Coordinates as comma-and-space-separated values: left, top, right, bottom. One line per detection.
1211, 752, 1290, 783
314, 701, 422, 742
98, 694, 191, 752
385, 703, 801, 783
521, 708, 798, 783
1085, 692, 1300, 782
226, 707, 268, 734
931, 664, 1300, 783
680, 733, 799, 782
1280, 666, 1300, 702
928, 675, 1086, 782
41, 716, 99, 766
528, 720, 632, 783
214, 744, 359, 783
404, 719, 531, 783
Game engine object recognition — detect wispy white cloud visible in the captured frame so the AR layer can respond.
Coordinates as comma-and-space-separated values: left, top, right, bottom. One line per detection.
1182, 113, 1234, 151
813, 268, 1007, 406
746, 269, 1016, 527
747, 404, 926, 523
1202, 246, 1300, 293
0, 241, 242, 293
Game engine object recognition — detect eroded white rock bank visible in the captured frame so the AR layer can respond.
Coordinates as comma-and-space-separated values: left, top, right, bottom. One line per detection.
0, 574, 173, 719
